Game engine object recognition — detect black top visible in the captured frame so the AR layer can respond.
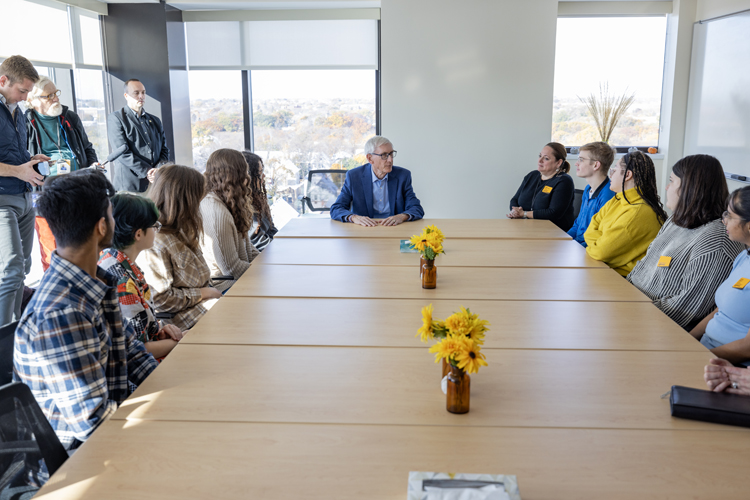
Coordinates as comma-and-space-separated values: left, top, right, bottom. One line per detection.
26, 106, 99, 168
509, 170, 575, 231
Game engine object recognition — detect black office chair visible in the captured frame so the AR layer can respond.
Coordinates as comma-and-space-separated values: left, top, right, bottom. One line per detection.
0, 382, 69, 496
572, 189, 584, 220
0, 322, 19, 387
301, 169, 348, 214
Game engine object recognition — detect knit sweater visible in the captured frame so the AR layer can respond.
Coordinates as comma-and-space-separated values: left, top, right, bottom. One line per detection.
627, 218, 746, 330
199, 193, 259, 288
584, 187, 663, 276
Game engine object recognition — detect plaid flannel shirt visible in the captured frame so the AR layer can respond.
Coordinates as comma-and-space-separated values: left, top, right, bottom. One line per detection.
137, 232, 213, 330
13, 252, 158, 450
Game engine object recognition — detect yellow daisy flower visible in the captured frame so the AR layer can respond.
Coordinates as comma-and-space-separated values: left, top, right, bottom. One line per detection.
455, 338, 488, 374
428, 334, 464, 364
424, 225, 445, 242
445, 310, 472, 336
416, 303, 434, 343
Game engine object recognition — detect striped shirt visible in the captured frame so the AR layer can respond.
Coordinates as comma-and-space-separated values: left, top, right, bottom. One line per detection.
627, 218, 746, 330
13, 252, 157, 450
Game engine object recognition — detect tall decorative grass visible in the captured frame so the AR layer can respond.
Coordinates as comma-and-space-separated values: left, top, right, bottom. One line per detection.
578, 83, 635, 143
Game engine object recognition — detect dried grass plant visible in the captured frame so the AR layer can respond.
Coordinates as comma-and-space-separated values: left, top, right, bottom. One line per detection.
578, 83, 636, 143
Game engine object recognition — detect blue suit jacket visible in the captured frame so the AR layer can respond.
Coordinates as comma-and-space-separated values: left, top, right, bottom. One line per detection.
330, 164, 424, 222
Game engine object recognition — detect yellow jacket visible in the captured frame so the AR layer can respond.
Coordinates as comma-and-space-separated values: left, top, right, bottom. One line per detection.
584, 187, 662, 276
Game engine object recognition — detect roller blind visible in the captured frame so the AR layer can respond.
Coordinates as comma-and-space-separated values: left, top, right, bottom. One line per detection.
1, 0, 72, 66
186, 19, 378, 70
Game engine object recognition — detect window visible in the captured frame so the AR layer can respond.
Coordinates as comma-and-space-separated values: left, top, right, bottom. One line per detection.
251, 69, 376, 214
74, 69, 108, 162
2, 0, 71, 65
552, 17, 667, 148
188, 70, 245, 171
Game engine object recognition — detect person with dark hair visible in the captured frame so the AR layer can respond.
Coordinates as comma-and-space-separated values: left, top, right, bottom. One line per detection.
584, 151, 667, 276
567, 142, 617, 245
13, 169, 157, 452
200, 149, 259, 289
107, 79, 169, 192
0, 55, 50, 327
507, 142, 575, 231
98, 194, 185, 359
627, 155, 744, 330
689, 186, 750, 365
243, 151, 277, 251
138, 164, 221, 330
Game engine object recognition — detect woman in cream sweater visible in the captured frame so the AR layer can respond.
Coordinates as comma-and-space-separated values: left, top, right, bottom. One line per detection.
584, 151, 667, 276
200, 149, 259, 289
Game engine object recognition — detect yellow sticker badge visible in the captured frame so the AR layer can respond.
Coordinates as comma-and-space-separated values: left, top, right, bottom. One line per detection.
733, 278, 750, 290
657, 256, 672, 268
542, 185, 553, 194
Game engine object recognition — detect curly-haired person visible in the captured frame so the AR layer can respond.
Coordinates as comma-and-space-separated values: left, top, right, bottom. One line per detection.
584, 150, 668, 276
199, 149, 260, 289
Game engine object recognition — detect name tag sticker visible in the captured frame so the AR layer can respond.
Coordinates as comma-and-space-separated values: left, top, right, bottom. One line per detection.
657, 256, 672, 268
733, 278, 750, 290
542, 185, 553, 194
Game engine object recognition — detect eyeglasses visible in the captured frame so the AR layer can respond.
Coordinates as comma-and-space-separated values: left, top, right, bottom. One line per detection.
722, 211, 744, 223
578, 156, 595, 163
370, 151, 397, 160
40, 90, 61, 100
608, 167, 620, 178
151, 221, 162, 233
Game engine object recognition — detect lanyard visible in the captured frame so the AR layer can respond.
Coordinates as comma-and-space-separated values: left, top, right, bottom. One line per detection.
37, 116, 76, 162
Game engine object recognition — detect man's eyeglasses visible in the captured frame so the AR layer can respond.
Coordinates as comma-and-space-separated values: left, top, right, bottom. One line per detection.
371, 151, 397, 160
578, 156, 596, 164
40, 90, 62, 100
151, 221, 162, 233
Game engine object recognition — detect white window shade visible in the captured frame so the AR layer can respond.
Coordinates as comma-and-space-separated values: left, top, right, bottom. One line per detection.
1, 0, 72, 66
186, 21, 243, 68
187, 20, 378, 70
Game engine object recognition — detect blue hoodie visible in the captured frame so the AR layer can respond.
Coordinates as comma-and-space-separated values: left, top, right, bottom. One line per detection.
567, 178, 616, 246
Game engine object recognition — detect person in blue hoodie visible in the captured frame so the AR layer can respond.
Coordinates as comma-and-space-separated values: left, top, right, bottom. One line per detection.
0, 56, 49, 326
567, 142, 617, 246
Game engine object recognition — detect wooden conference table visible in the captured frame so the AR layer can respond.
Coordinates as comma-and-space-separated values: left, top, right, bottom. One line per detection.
36, 218, 750, 500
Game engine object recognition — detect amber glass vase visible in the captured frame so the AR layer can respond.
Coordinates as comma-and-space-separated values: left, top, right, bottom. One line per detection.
421, 259, 437, 289
446, 364, 470, 414
441, 357, 450, 378
420, 256, 427, 277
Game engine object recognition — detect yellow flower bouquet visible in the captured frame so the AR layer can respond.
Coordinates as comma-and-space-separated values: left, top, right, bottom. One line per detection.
409, 225, 445, 260
417, 304, 489, 374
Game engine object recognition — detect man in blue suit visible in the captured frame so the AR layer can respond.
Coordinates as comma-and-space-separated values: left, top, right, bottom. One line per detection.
330, 136, 424, 226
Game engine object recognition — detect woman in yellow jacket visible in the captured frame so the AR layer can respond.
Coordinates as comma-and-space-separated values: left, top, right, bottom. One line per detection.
584, 151, 667, 276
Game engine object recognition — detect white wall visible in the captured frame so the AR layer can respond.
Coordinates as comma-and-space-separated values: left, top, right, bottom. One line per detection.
380, 0, 559, 219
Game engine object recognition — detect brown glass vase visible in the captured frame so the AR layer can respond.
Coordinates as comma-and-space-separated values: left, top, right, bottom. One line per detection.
442, 357, 450, 378
420, 256, 427, 277
421, 259, 437, 289
446, 364, 470, 414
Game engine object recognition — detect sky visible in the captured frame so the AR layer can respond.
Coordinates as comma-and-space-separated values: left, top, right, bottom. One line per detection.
553, 17, 668, 100
188, 69, 376, 101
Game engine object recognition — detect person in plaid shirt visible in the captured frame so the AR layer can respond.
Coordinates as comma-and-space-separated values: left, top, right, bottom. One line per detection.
13, 170, 157, 451
99, 194, 184, 360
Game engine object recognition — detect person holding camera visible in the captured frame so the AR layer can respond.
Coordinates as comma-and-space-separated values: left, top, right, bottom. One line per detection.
0, 56, 50, 327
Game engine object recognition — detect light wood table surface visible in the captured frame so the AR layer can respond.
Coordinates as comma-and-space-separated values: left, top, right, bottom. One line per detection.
114, 345, 721, 431
186, 297, 705, 352
276, 217, 572, 239
228, 264, 649, 302
256, 237, 607, 268
36, 420, 750, 500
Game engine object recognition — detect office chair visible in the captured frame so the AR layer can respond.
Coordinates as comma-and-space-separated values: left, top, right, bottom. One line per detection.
301, 169, 348, 214
0, 322, 19, 387
572, 189, 584, 220
0, 382, 68, 497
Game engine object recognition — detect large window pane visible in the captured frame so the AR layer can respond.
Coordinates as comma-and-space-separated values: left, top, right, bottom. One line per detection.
251, 70, 376, 214
74, 69, 108, 163
77, 9, 103, 66
188, 70, 244, 171
552, 17, 667, 147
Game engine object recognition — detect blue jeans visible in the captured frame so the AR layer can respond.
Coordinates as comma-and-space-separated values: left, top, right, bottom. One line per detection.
0, 192, 34, 327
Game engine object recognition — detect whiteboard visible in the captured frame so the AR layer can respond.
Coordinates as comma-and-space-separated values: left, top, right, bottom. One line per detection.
684, 10, 750, 183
